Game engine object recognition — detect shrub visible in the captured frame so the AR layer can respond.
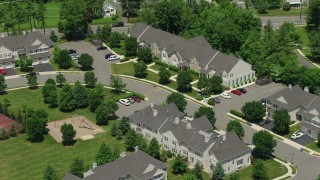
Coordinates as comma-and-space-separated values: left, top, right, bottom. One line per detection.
283, 2, 291, 11
208, 99, 215, 106
15, 60, 20, 67
223, 86, 230, 91
196, 96, 203, 101
168, 65, 179, 72
112, 15, 117, 21
155, 60, 168, 67
132, 92, 145, 100
166, 150, 175, 158
189, 69, 199, 76
120, 57, 131, 62
230, 109, 243, 117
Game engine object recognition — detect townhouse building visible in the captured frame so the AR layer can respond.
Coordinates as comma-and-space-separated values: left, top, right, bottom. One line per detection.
129, 23, 255, 88
266, 85, 320, 139
64, 150, 167, 180
0, 31, 54, 68
128, 103, 251, 173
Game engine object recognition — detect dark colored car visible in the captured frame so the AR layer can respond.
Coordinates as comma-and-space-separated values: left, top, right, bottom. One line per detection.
260, 98, 266, 107
105, 53, 114, 59
68, 49, 76, 54
97, 46, 107, 51
237, 88, 247, 94
26, 72, 37, 77
112, 22, 124, 27
132, 96, 141, 103
210, 97, 220, 104
259, 119, 271, 126
231, 89, 242, 96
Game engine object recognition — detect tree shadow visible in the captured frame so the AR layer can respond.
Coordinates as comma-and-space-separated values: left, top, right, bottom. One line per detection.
80, 66, 94, 71
62, 140, 77, 146
28, 86, 38, 90
108, 114, 119, 120
0, 91, 8, 95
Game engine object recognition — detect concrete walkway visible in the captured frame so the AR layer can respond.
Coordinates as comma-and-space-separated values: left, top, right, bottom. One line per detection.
296, 49, 320, 68
271, 156, 294, 180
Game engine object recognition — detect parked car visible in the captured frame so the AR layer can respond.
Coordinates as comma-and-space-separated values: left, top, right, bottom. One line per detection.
26, 72, 37, 77
291, 131, 304, 140
231, 89, 242, 96
97, 46, 107, 51
127, 97, 135, 104
0, 67, 6, 75
105, 53, 114, 59
237, 88, 247, 94
132, 96, 141, 103
119, 99, 130, 106
260, 98, 266, 107
71, 53, 80, 60
108, 55, 119, 61
68, 49, 76, 54
259, 119, 271, 126
220, 93, 231, 99
112, 22, 124, 27
210, 97, 220, 104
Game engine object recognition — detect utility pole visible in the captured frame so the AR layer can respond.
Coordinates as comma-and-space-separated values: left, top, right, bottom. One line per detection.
291, 153, 295, 164
127, 0, 129, 23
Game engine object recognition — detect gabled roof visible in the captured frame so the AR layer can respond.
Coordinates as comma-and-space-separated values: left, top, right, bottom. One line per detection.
129, 23, 243, 73
209, 132, 251, 161
64, 151, 167, 180
0, 31, 54, 52
103, 0, 116, 9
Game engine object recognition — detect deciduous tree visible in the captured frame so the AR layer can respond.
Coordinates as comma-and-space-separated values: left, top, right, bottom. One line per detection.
0, 75, 7, 92
111, 123, 118, 137
134, 61, 148, 78
61, 123, 76, 146
159, 67, 171, 85
226, 120, 245, 139
193, 163, 203, 180
252, 130, 277, 157
54, 49, 72, 69
95, 104, 108, 125
137, 47, 153, 64
125, 129, 139, 151
109, 32, 122, 48
125, 37, 139, 56
273, 109, 290, 135
59, 84, 76, 112
177, 71, 192, 92
110, 75, 126, 94
147, 138, 161, 160
252, 159, 268, 180
27, 75, 38, 89
25, 113, 47, 142
212, 162, 225, 180
172, 155, 188, 174
56, 73, 66, 87
95, 143, 114, 165
47, 91, 59, 108
194, 106, 216, 127
78, 53, 94, 70
84, 71, 97, 87
307, 0, 320, 29
73, 81, 89, 108
166, 92, 187, 112
118, 117, 130, 135
88, 89, 103, 112
241, 101, 265, 123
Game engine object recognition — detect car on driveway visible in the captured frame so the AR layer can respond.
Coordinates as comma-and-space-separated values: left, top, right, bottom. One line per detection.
237, 88, 247, 94
231, 89, 242, 96
97, 46, 107, 51
119, 99, 130, 106
71, 53, 80, 60
210, 97, 221, 104
259, 119, 271, 126
291, 131, 304, 140
105, 53, 115, 59
260, 98, 266, 107
132, 96, 141, 103
112, 22, 124, 27
220, 93, 231, 99
26, 72, 38, 77
127, 97, 135, 104
108, 55, 119, 61
0, 67, 6, 75
68, 49, 76, 54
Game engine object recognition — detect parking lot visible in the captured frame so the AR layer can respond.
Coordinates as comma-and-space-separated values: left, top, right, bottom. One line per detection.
34, 64, 55, 72
4, 68, 17, 76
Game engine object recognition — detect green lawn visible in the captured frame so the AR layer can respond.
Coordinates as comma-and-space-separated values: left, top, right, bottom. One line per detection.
228, 158, 288, 180
91, 16, 122, 25
295, 26, 310, 48
146, 70, 160, 82
284, 124, 301, 139
106, 40, 126, 55
253, 7, 307, 16
110, 62, 135, 76
306, 142, 320, 153
51, 61, 80, 71
149, 64, 162, 72
167, 160, 210, 180
2, 87, 122, 122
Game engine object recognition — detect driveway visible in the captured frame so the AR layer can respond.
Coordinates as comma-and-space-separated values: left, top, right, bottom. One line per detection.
259, 121, 274, 131
293, 135, 315, 146
4, 68, 17, 76
34, 64, 55, 72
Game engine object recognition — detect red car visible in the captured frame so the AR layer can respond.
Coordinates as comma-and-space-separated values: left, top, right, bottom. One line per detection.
0, 67, 6, 75
231, 89, 242, 96
131, 96, 141, 103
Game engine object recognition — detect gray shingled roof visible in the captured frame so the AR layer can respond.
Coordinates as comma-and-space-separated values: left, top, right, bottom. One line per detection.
0, 31, 54, 52
64, 151, 167, 180
267, 85, 317, 110
130, 23, 241, 73
209, 132, 251, 161
301, 121, 320, 132
190, 116, 214, 133
29, 52, 51, 59
128, 103, 185, 131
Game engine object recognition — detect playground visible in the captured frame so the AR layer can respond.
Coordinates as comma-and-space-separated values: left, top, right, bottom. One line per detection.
47, 116, 104, 143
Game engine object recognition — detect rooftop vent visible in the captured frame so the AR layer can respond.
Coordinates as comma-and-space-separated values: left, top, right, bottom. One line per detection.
174, 117, 180, 124
187, 122, 192, 130
288, 84, 292, 89
304, 86, 309, 93
153, 109, 158, 117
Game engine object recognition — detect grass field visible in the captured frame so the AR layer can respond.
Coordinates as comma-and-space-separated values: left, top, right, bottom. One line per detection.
110, 62, 135, 76
228, 158, 288, 180
2, 87, 122, 122
284, 124, 301, 139
306, 142, 320, 153
295, 26, 310, 48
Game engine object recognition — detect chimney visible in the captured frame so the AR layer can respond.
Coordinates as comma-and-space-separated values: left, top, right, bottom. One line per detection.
134, 146, 139, 152
304, 86, 309, 93
151, 102, 154, 109
222, 135, 226, 142
120, 151, 126, 158
288, 84, 292, 90
186, 122, 192, 130
153, 109, 158, 117
174, 117, 180, 124
205, 135, 210, 143
92, 162, 97, 169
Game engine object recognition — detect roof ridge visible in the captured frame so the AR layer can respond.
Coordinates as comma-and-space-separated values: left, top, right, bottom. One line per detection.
306, 96, 318, 108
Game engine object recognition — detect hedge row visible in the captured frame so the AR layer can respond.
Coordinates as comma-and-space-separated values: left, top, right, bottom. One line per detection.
230, 109, 243, 117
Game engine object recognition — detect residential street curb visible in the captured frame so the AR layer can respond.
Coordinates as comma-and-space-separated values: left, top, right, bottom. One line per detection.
296, 49, 320, 68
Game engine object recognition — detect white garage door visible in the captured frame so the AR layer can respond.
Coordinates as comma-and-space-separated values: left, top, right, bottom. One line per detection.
32, 60, 39, 65
41, 58, 50, 64
5, 62, 13, 69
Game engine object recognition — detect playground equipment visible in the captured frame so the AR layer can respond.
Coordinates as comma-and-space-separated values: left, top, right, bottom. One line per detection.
79, 119, 95, 130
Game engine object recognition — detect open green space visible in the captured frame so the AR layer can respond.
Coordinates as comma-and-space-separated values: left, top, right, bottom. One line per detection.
110, 62, 135, 76
306, 142, 320, 153
167, 159, 210, 180
2, 87, 122, 122
51, 61, 81, 71
284, 124, 301, 139
295, 26, 310, 47
228, 158, 288, 180
106, 40, 126, 55
253, 7, 307, 17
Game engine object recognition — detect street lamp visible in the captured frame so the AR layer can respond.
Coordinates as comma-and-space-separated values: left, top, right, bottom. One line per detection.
291, 153, 295, 164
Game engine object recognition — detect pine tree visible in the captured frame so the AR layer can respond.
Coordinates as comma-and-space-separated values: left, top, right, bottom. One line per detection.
125, 129, 139, 151
118, 117, 130, 135
212, 162, 225, 180
95, 143, 114, 166
116, 129, 123, 140
69, 158, 84, 178
111, 123, 118, 137
43, 165, 58, 180
73, 81, 89, 108
172, 155, 188, 174
147, 138, 161, 160
193, 163, 203, 180
137, 134, 148, 152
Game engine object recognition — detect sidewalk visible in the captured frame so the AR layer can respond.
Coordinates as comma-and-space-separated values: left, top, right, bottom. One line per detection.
296, 49, 320, 68
269, 155, 295, 180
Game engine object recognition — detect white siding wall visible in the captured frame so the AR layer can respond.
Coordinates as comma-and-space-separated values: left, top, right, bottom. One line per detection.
225, 60, 255, 87
222, 153, 251, 174
288, 108, 300, 121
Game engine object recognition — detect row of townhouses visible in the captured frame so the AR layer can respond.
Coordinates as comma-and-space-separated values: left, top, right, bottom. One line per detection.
129, 22, 256, 88
267, 85, 320, 139
128, 103, 252, 174
0, 31, 54, 69
64, 150, 167, 180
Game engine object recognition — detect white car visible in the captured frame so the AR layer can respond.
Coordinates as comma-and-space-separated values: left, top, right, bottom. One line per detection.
71, 53, 80, 60
108, 55, 119, 61
291, 131, 304, 140
119, 99, 130, 106
220, 93, 231, 99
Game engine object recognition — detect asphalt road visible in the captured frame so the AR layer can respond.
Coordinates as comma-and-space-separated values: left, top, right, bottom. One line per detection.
260, 16, 306, 28
4, 40, 320, 179
295, 50, 317, 68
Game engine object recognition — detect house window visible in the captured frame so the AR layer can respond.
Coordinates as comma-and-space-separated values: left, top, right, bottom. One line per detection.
194, 151, 201, 157
164, 136, 168, 141
146, 133, 150, 138
196, 159, 202, 165
164, 144, 169, 149
237, 159, 243, 167
172, 148, 177, 153
183, 150, 188, 155
190, 157, 194, 163
0, 54, 2, 58
230, 73, 233, 77
137, 123, 140, 127
248, 157, 250, 163
172, 140, 176, 145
